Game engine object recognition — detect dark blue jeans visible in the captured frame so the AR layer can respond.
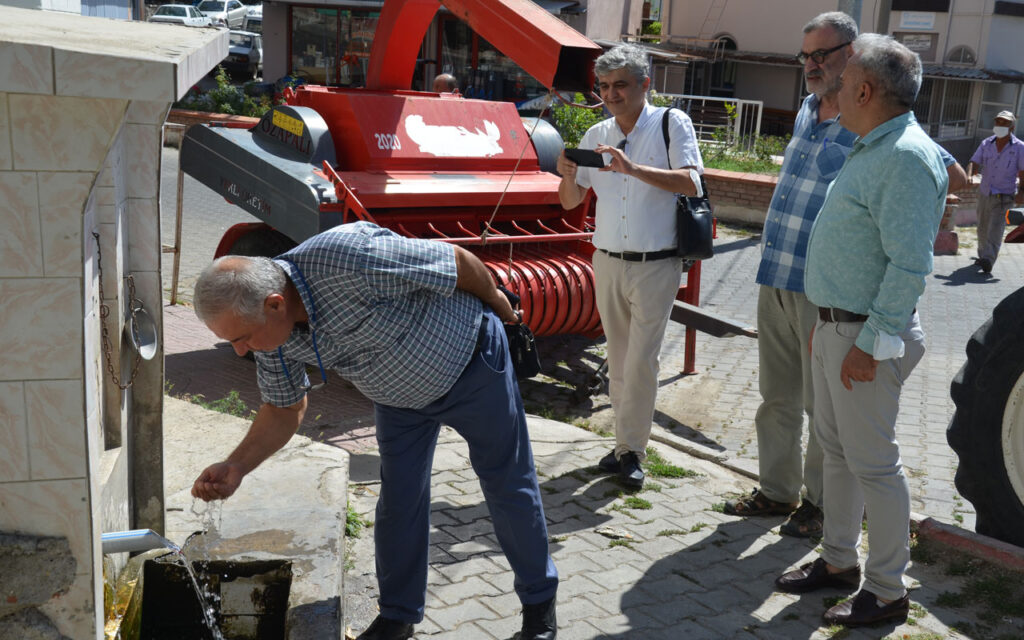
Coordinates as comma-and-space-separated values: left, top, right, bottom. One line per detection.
373, 310, 558, 623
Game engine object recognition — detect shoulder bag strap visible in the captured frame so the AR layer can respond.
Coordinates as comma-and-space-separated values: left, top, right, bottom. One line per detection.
661, 107, 709, 196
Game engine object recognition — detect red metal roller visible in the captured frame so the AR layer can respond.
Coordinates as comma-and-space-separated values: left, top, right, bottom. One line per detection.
522, 247, 572, 336
562, 253, 601, 335
516, 258, 553, 334
521, 254, 562, 336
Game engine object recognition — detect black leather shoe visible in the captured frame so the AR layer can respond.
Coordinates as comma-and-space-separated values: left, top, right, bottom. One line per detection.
619, 451, 644, 489
513, 596, 556, 640
978, 257, 993, 273
597, 449, 620, 473
823, 589, 909, 627
775, 557, 860, 594
356, 615, 414, 640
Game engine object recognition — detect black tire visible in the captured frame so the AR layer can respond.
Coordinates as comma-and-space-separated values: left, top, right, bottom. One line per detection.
519, 117, 564, 175
948, 286, 1024, 546
227, 226, 296, 258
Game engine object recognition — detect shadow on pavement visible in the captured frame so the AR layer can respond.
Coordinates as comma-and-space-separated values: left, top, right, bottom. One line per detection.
592, 519, 828, 638
934, 264, 1001, 286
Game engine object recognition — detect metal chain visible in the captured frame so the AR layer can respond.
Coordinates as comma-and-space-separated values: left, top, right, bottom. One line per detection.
93, 232, 143, 390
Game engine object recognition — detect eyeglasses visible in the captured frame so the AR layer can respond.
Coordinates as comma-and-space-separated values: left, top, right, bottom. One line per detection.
617, 138, 627, 151
796, 42, 851, 65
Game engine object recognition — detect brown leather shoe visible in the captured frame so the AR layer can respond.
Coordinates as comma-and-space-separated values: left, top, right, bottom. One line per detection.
724, 488, 798, 517
775, 557, 860, 594
823, 589, 909, 627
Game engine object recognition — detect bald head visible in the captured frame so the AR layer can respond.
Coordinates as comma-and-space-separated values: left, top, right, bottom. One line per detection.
433, 73, 458, 92
194, 255, 287, 325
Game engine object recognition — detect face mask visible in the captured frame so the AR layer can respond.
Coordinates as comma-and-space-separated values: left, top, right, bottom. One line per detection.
993, 126, 1011, 138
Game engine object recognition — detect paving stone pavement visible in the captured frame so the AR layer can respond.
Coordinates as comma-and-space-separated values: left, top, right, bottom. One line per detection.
160, 147, 1024, 637
343, 419, 1020, 639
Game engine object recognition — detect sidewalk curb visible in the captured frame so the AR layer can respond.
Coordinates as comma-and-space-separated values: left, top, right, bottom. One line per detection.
650, 429, 759, 482
913, 514, 1024, 572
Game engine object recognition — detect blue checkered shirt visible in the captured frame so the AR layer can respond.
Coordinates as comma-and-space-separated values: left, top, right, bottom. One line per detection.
253, 222, 482, 409
756, 94, 857, 292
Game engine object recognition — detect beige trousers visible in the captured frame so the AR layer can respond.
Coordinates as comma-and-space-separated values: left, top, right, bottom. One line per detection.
754, 286, 823, 507
812, 313, 925, 601
976, 191, 1014, 264
592, 250, 683, 459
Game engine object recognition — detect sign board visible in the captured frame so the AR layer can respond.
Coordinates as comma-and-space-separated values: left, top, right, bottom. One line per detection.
894, 31, 937, 61
900, 11, 936, 29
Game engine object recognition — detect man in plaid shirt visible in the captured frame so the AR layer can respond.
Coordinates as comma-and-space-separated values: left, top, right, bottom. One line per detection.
724, 12, 859, 538
190, 222, 558, 640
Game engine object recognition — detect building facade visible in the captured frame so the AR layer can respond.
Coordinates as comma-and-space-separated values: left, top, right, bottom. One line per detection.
658, 0, 1024, 160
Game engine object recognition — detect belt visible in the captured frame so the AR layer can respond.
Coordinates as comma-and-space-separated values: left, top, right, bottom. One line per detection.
599, 248, 677, 262
818, 307, 868, 323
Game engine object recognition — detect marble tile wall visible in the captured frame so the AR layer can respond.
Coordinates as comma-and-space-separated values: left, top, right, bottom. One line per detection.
0, 14, 209, 635
0, 90, 130, 640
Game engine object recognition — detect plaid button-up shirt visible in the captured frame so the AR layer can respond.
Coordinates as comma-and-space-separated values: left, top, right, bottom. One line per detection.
254, 222, 482, 409
756, 94, 857, 292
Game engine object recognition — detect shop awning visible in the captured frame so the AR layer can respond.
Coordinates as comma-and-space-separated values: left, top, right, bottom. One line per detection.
534, 0, 579, 14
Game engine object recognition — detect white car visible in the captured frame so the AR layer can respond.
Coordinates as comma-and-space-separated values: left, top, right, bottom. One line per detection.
196, 0, 247, 28
148, 4, 213, 27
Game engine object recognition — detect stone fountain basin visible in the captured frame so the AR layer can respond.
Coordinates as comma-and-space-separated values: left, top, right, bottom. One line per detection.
162, 396, 350, 639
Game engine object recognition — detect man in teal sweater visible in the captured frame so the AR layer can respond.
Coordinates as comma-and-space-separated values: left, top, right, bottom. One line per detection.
773, 34, 947, 628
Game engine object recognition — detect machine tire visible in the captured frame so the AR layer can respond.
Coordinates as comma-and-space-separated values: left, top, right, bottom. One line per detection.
520, 117, 564, 175
948, 286, 1024, 546
227, 226, 296, 258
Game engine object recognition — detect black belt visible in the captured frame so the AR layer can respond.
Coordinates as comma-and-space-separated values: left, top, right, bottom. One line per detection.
599, 248, 677, 262
818, 307, 868, 323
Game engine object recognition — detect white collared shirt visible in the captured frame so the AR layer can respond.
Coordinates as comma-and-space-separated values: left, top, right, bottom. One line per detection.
576, 102, 703, 253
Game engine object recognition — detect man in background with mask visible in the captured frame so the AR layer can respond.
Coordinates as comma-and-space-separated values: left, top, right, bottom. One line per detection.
967, 111, 1024, 273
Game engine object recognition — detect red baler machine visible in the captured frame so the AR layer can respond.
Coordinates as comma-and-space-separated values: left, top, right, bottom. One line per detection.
181, 0, 714, 374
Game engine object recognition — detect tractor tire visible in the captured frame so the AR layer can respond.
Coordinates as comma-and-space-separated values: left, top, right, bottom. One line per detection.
947, 286, 1024, 547
228, 226, 296, 258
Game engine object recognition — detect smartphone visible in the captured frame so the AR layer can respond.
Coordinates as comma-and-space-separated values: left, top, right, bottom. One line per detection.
564, 148, 606, 168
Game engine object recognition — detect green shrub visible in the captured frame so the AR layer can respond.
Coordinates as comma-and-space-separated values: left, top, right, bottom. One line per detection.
551, 92, 604, 148
643, 21, 662, 36
174, 66, 274, 118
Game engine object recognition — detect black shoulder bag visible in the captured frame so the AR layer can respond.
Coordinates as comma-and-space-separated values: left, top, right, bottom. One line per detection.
662, 108, 714, 260
497, 285, 542, 379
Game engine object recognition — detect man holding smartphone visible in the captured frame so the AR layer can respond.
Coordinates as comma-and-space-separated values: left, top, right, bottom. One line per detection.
556, 43, 703, 489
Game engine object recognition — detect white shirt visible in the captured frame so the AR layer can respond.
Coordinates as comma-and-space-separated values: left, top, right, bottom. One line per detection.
576, 102, 703, 253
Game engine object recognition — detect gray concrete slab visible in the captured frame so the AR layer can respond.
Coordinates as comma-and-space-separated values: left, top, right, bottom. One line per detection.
163, 395, 349, 639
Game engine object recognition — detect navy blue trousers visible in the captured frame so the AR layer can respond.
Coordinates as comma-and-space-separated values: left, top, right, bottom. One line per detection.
373, 310, 558, 623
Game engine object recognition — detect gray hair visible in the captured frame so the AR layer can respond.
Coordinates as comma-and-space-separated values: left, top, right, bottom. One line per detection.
803, 11, 859, 43
851, 33, 922, 108
594, 44, 649, 82
193, 255, 287, 324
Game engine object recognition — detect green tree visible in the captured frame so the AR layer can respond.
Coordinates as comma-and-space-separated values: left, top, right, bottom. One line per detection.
551, 93, 603, 148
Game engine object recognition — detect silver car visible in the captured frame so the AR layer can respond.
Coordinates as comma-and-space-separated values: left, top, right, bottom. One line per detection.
148, 4, 213, 27
197, 0, 247, 28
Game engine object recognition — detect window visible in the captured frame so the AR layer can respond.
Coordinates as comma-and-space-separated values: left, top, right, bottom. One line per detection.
708, 36, 737, 98
913, 78, 972, 138
436, 15, 547, 104
946, 46, 976, 65
290, 7, 379, 86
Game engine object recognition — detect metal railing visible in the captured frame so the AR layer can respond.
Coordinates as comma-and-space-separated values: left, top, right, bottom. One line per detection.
655, 92, 764, 152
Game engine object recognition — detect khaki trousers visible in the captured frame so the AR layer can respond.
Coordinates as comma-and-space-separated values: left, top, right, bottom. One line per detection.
812, 313, 925, 602
976, 191, 1015, 264
592, 250, 683, 458
754, 286, 823, 506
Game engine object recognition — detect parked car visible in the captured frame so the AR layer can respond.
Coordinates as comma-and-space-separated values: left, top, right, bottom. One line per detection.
242, 3, 261, 33
196, 0, 247, 28
222, 30, 262, 79
148, 4, 213, 27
